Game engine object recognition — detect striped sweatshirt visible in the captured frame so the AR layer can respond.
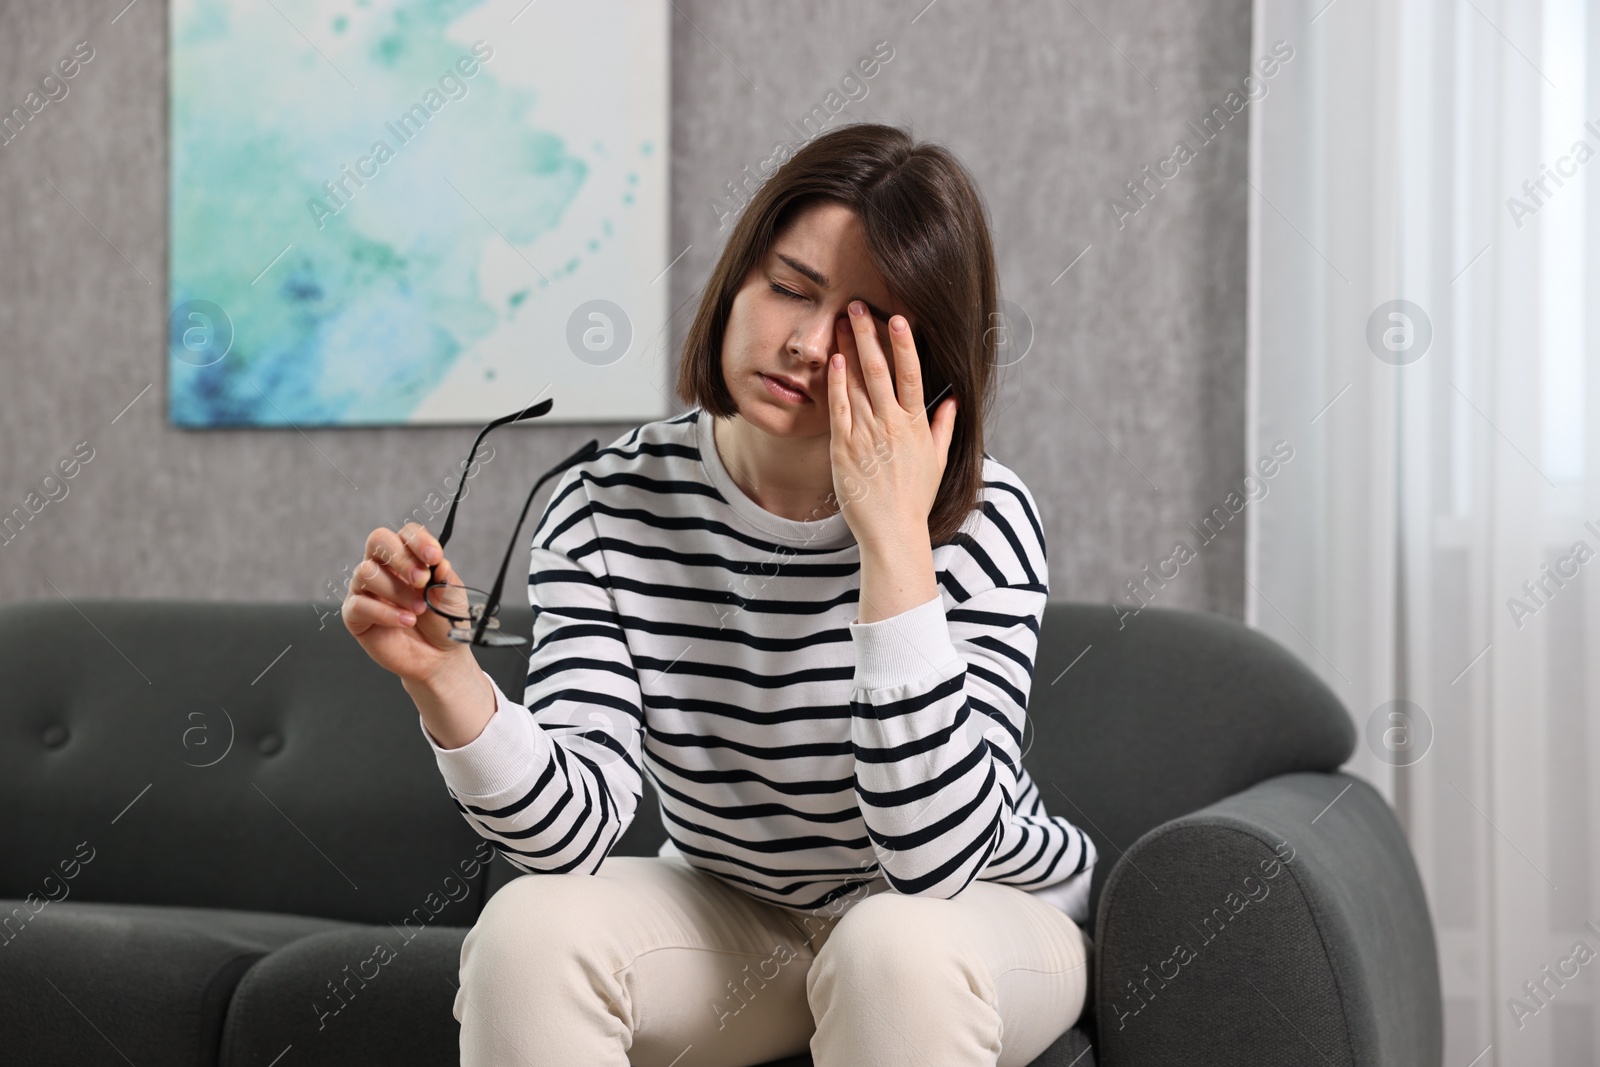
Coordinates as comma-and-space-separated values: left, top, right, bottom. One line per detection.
418, 406, 1097, 924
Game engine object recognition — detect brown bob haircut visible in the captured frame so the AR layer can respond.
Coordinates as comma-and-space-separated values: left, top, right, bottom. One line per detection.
675, 121, 1004, 548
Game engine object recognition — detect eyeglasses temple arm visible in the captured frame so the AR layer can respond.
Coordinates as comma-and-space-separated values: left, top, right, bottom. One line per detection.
473, 438, 602, 644
435, 398, 555, 550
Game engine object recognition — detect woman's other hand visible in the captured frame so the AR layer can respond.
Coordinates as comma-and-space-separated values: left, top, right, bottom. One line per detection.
827, 302, 957, 552
342, 521, 475, 684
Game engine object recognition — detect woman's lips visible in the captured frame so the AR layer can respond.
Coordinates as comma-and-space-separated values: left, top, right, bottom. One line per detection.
761, 373, 810, 402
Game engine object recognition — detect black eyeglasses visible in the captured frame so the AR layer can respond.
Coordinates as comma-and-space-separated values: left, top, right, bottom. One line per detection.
422, 397, 599, 646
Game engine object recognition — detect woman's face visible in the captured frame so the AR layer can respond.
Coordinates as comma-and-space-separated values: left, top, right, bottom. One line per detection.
720, 202, 911, 439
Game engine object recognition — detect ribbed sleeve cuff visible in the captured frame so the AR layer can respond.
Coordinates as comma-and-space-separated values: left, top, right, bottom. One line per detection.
849, 593, 962, 691
417, 671, 544, 798
1023, 867, 1094, 925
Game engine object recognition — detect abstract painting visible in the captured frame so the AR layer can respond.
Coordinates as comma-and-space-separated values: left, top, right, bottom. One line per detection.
168, 0, 669, 427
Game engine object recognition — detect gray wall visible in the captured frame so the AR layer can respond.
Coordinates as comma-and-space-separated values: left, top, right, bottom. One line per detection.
0, 0, 1250, 624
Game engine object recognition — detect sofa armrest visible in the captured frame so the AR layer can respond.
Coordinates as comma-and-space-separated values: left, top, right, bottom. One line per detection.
1092, 771, 1441, 1067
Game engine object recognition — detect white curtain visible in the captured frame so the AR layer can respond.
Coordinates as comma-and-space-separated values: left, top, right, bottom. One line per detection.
1248, 1, 1598, 1064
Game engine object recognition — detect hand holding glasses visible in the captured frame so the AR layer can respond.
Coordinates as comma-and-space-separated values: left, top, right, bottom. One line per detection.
421, 398, 599, 646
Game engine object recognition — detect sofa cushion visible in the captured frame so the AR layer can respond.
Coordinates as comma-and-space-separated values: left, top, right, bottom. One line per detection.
0, 898, 349, 1066
218, 924, 468, 1067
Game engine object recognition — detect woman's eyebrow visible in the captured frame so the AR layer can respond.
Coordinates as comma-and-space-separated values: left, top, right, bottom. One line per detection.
774, 252, 893, 324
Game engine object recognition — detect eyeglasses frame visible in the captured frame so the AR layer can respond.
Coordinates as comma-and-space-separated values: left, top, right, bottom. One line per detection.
423, 397, 600, 646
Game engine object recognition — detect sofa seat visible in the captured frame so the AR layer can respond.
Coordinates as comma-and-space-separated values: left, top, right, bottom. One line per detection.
1, 898, 352, 1066
218, 924, 470, 1066
216, 923, 1097, 1067
3, 892, 1096, 1067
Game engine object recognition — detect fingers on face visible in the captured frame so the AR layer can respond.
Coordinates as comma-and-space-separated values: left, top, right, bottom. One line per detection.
827, 337, 852, 433
886, 315, 921, 411
834, 316, 871, 408
844, 306, 902, 407
833, 314, 858, 364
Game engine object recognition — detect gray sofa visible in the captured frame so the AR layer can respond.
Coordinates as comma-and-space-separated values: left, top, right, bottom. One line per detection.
0, 597, 1442, 1065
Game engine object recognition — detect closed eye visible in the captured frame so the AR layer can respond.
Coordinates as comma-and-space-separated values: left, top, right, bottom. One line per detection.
769, 280, 894, 334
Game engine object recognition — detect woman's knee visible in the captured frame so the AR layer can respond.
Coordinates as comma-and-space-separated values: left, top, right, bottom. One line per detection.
806, 892, 975, 1004
461, 872, 620, 989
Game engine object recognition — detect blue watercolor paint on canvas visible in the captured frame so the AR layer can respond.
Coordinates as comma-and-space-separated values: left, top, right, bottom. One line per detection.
168, 0, 609, 427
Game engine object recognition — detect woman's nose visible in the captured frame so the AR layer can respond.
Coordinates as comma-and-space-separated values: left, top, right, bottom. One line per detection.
794, 310, 844, 361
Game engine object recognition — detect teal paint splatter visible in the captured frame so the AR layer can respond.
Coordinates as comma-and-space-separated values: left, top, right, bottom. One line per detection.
169, 0, 603, 427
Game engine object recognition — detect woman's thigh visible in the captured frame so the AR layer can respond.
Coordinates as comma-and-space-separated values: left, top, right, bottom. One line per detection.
456, 854, 834, 1067
805, 880, 1091, 1067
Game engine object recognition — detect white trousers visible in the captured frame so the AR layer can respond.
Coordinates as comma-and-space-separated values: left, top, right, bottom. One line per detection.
453, 853, 1091, 1067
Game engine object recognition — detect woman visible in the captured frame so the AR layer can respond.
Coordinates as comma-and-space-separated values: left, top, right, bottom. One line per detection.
343, 122, 1096, 1067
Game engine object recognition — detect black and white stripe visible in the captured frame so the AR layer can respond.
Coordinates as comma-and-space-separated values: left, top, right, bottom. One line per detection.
420, 407, 1096, 921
